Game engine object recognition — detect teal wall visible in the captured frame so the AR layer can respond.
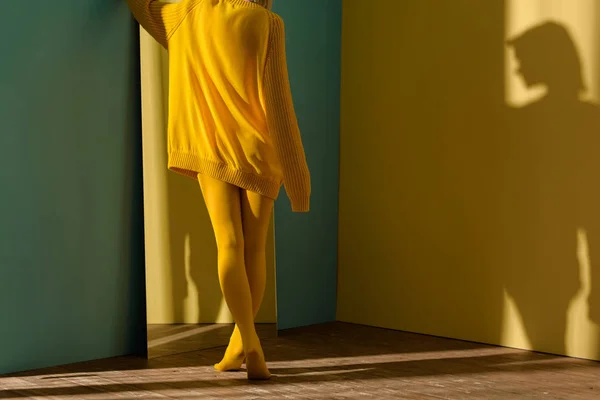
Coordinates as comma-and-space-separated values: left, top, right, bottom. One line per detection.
273, 0, 341, 330
0, 2, 146, 374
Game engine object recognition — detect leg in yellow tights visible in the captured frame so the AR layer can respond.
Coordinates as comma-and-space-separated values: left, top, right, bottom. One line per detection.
214, 187, 271, 372
198, 174, 273, 380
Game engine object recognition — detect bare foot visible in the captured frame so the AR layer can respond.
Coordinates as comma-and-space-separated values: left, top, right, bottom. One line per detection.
214, 328, 245, 372
246, 348, 271, 380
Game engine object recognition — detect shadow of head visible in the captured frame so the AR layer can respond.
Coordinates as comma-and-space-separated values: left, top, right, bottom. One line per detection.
507, 21, 585, 97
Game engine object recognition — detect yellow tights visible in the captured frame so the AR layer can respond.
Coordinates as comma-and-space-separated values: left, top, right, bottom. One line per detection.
198, 173, 273, 380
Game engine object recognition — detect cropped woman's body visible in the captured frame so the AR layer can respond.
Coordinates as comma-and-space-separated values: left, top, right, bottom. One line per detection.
126, 0, 311, 380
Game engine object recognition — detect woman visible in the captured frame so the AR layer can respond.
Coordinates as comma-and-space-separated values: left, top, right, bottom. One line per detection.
126, 0, 311, 380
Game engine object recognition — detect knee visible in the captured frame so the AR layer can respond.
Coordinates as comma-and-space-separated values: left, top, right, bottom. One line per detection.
216, 234, 245, 253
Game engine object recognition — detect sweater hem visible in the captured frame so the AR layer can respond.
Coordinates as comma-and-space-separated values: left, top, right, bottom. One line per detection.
168, 151, 282, 200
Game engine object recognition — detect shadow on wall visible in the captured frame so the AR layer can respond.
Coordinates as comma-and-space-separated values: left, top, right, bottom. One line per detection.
338, 0, 600, 360
493, 19, 600, 356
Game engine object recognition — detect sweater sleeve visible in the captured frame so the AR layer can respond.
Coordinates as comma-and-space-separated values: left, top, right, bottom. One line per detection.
264, 14, 311, 212
126, 0, 192, 48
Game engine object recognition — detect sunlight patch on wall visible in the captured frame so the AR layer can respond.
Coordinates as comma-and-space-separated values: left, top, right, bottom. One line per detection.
183, 233, 196, 316
215, 299, 234, 323
565, 228, 599, 359
505, 0, 598, 107
500, 288, 532, 350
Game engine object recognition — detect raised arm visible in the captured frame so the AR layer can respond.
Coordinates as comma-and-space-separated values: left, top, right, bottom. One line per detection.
126, 0, 192, 48
263, 14, 311, 212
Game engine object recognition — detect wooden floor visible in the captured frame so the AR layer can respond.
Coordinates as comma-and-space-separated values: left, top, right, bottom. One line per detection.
147, 323, 277, 359
1, 322, 599, 399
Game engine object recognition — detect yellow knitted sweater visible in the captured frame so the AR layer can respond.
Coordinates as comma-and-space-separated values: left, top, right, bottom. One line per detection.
126, 0, 311, 212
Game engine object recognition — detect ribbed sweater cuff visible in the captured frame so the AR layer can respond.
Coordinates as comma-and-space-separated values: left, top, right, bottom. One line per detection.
290, 197, 310, 213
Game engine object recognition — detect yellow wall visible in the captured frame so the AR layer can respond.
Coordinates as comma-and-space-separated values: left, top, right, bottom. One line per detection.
139, 29, 276, 324
338, 0, 600, 360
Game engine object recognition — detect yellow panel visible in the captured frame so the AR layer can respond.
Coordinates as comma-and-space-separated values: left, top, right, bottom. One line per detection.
338, 0, 600, 360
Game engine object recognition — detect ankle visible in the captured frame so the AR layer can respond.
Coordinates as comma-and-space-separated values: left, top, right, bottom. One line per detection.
243, 333, 262, 353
